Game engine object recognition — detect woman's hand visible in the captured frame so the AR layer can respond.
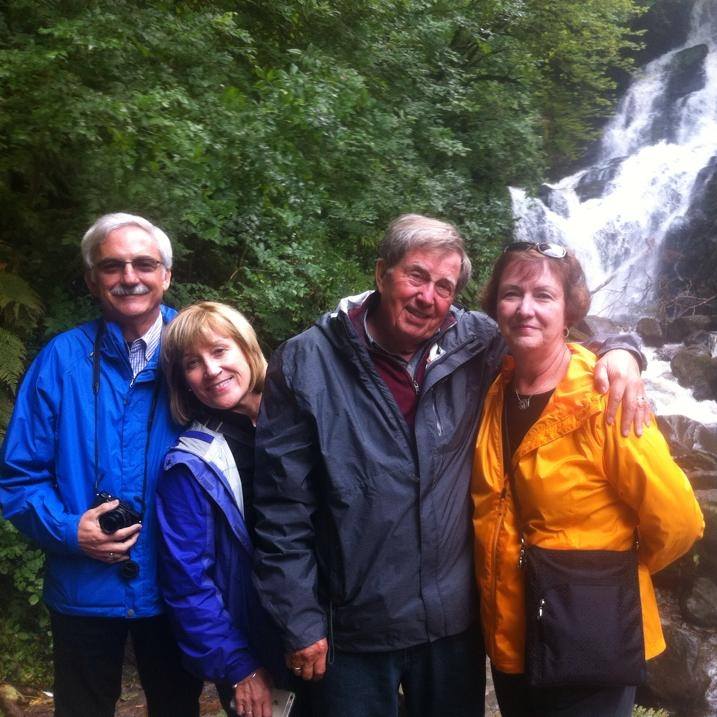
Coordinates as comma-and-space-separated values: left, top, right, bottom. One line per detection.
233, 667, 273, 717
594, 349, 650, 437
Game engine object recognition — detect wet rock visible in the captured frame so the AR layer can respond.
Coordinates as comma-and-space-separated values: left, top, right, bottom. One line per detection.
657, 417, 717, 492
655, 344, 681, 362
650, 44, 709, 145
665, 314, 713, 342
682, 576, 717, 627
574, 315, 622, 341
574, 157, 625, 202
685, 330, 717, 353
643, 594, 711, 714
660, 153, 717, 312
657, 415, 717, 462
537, 184, 569, 218
664, 44, 709, 102
652, 551, 698, 592
669, 346, 717, 400
636, 317, 664, 347
695, 489, 717, 580
633, 0, 696, 66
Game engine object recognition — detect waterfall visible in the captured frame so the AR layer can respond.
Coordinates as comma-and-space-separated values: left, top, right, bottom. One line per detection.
511, 0, 717, 320
511, 0, 717, 425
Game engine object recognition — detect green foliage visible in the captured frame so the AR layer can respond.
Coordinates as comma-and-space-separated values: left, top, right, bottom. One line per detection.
0, 268, 43, 439
0, 0, 643, 346
0, 520, 50, 684
632, 706, 670, 717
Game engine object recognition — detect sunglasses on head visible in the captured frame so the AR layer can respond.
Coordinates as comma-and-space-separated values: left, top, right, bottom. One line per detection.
503, 241, 567, 259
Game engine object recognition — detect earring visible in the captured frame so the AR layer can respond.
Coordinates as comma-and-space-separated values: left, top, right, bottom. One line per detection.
563, 327, 569, 338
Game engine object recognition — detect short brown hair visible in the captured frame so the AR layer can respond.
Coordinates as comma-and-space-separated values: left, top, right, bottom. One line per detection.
162, 302, 267, 425
480, 248, 591, 327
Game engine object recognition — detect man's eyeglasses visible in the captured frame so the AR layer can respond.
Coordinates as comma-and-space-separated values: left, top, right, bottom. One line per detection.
403, 268, 456, 299
95, 257, 164, 275
503, 241, 567, 259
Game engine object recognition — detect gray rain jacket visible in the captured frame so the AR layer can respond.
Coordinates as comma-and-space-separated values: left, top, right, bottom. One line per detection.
253, 291, 505, 652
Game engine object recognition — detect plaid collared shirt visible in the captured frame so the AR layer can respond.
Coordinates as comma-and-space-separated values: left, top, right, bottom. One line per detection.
127, 312, 163, 378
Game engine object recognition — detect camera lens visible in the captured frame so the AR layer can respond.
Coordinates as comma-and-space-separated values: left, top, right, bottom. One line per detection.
99, 510, 125, 534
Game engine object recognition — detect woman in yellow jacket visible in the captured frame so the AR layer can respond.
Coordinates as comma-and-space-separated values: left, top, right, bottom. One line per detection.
471, 242, 704, 717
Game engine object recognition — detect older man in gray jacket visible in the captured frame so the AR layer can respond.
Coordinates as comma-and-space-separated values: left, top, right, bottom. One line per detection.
252, 213, 645, 717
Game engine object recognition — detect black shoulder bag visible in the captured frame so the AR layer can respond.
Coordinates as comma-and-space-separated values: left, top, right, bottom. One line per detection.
503, 404, 646, 688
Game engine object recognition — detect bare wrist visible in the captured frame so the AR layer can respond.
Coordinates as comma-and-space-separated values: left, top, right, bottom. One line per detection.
233, 670, 257, 689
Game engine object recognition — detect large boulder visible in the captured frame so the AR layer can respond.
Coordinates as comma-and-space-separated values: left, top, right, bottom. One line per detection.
694, 489, 717, 581
636, 317, 664, 347
665, 314, 713, 342
670, 346, 717, 400
664, 44, 709, 102
574, 315, 624, 342
574, 157, 625, 203
632, 0, 697, 66
681, 576, 717, 628
650, 44, 709, 145
657, 417, 717, 487
537, 184, 569, 218
643, 593, 712, 714
660, 154, 717, 312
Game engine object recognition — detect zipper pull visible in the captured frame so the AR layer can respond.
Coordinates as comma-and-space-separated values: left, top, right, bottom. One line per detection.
538, 598, 545, 620
412, 379, 419, 394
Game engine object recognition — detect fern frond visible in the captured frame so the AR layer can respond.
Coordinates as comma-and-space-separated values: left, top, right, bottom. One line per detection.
0, 327, 26, 391
0, 271, 43, 325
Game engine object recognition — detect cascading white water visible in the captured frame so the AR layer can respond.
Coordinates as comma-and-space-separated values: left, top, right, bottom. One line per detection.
511, 0, 717, 425
511, 0, 717, 319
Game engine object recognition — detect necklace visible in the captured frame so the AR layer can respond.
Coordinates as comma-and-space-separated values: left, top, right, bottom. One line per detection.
513, 346, 571, 411
514, 389, 532, 411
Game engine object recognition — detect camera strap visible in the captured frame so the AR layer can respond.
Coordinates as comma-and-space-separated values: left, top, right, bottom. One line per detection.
92, 320, 161, 517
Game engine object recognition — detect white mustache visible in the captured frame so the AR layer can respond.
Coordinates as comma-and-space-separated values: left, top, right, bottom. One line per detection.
110, 284, 151, 297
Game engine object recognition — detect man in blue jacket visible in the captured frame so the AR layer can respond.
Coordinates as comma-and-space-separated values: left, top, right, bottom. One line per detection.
253, 213, 648, 717
0, 214, 203, 716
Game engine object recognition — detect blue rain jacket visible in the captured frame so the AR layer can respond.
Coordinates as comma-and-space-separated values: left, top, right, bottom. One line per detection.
157, 423, 285, 686
0, 306, 179, 617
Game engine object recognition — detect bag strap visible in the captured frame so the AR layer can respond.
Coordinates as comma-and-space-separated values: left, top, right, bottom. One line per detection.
502, 400, 530, 567
502, 394, 639, 563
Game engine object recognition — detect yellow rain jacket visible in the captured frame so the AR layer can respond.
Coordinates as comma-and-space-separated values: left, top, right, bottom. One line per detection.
471, 342, 704, 674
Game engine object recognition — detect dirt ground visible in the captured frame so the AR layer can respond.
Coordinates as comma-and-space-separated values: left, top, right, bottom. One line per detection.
9, 661, 500, 716
10, 665, 225, 717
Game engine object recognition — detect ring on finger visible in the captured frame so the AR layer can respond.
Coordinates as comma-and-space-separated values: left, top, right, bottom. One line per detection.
109, 552, 115, 559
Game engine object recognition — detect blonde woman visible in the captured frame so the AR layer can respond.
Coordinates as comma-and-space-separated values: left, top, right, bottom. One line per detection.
156, 302, 283, 717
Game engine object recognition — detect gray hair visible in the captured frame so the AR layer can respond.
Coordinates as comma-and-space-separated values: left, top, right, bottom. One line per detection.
80, 213, 173, 270
378, 214, 472, 292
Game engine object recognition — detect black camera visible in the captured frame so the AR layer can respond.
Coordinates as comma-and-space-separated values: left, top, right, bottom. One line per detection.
93, 492, 142, 534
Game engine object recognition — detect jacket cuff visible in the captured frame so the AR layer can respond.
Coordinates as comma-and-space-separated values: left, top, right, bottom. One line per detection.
64, 514, 83, 554
592, 333, 647, 372
284, 619, 328, 653
226, 654, 262, 686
